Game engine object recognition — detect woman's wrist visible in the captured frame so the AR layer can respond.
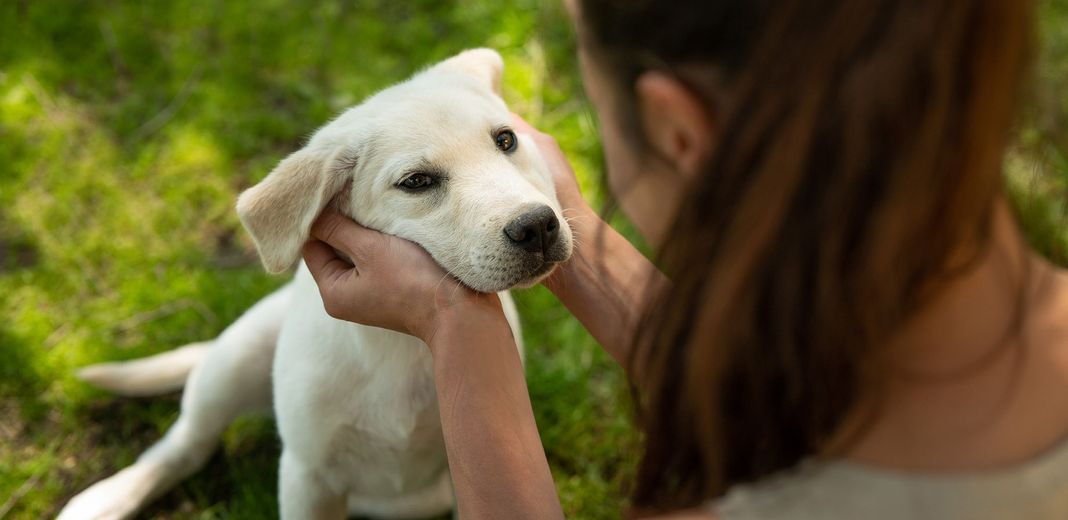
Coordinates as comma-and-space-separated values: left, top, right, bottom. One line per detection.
548, 201, 626, 309
425, 289, 563, 518
542, 205, 669, 367
552, 201, 603, 284
420, 291, 508, 352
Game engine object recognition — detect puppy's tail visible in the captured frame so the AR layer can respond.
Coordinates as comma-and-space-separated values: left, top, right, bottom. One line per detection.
76, 341, 210, 397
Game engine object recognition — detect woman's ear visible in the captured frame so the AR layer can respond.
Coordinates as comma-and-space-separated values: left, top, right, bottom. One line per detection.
635, 71, 717, 181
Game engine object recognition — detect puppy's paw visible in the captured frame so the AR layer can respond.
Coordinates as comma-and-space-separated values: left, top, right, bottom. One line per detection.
57, 464, 161, 520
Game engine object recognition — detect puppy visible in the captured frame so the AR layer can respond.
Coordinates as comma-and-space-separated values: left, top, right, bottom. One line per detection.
59, 48, 573, 519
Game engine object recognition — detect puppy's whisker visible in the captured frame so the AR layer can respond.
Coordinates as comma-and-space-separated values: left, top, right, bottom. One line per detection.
433, 272, 453, 294
449, 279, 464, 300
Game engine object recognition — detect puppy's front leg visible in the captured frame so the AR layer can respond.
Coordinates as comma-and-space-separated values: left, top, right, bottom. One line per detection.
279, 449, 346, 519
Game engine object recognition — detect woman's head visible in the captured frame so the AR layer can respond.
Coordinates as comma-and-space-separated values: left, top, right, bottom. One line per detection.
569, 0, 1034, 512
568, 0, 770, 245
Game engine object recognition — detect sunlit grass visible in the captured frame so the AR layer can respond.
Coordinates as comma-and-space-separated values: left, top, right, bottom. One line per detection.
1, 0, 1065, 518
0, 1, 631, 518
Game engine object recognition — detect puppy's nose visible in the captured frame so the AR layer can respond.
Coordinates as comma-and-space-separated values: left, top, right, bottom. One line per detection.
504, 205, 560, 254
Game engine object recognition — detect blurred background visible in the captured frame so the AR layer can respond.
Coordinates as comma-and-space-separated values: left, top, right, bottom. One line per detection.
0, 1, 1064, 518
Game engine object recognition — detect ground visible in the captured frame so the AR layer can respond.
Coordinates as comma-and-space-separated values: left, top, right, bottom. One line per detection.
0, 1, 1065, 519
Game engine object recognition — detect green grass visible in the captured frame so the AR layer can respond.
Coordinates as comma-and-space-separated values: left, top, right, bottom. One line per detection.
0, 1, 626, 518
0, 1, 1066, 519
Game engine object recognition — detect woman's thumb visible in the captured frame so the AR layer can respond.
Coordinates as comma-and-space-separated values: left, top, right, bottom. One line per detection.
309, 208, 377, 263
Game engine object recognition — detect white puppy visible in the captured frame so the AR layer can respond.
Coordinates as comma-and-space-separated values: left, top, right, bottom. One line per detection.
59, 48, 573, 520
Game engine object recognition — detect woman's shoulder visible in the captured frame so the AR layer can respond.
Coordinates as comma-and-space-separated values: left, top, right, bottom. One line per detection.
642, 509, 718, 520
704, 442, 1068, 520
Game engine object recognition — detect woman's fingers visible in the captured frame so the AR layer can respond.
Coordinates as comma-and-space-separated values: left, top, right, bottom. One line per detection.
302, 238, 353, 283
309, 209, 381, 265
510, 113, 589, 217
511, 113, 560, 151
299, 207, 496, 338
304, 210, 386, 319
510, 112, 540, 135
301, 238, 360, 320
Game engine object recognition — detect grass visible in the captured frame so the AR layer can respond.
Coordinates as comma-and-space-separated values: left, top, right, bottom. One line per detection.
0, 1, 1066, 519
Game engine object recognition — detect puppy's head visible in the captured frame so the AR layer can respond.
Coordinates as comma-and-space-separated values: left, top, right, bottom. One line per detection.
237, 48, 573, 293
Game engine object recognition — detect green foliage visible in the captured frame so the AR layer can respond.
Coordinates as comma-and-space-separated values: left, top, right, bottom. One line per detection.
1008, 0, 1068, 264
0, 0, 1065, 519
0, 1, 626, 518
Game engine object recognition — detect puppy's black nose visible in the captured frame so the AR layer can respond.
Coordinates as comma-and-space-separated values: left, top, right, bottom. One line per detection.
504, 205, 560, 254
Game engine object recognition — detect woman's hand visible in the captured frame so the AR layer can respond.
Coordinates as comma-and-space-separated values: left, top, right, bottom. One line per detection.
511, 113, 594, 226
303, 208, 564, 520
511, 114, 670, 369
301, 209, 502, 343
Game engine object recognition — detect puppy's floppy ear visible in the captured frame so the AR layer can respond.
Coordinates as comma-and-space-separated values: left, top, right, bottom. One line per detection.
236, 146, 348, 274
439, 48, 504, 95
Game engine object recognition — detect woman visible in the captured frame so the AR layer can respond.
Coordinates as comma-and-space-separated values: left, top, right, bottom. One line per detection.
301, 0, 1068, 518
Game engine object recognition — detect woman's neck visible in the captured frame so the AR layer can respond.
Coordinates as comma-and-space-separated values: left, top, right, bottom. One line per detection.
840, 202, 1068, 471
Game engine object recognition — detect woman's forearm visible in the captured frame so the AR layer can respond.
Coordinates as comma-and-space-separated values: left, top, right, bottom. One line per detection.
429, 302, 564, 520
547, 207, 670, 367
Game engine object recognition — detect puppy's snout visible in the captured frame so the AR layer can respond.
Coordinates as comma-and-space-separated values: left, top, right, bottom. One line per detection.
504, 205, 560, 254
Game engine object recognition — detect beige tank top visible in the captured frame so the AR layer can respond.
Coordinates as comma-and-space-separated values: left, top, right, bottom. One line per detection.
709, 438, 1068, 519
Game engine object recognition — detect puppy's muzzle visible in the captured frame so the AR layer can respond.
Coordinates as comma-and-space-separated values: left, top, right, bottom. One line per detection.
504, 204, 562, 259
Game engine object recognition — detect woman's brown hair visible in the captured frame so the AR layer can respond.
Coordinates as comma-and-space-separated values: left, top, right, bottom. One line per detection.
578, 0, 1034, 512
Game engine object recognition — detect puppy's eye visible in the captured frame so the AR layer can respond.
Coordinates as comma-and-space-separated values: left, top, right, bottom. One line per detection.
495, 129, 518, 153
397, 173, 437, 191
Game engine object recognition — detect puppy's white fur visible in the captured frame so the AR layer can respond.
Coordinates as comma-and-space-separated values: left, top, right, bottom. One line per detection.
61, 48, 572, 520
